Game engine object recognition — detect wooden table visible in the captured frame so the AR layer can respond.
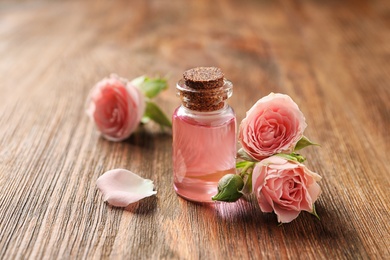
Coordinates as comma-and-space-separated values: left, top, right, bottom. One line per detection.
1, 0, 389, 259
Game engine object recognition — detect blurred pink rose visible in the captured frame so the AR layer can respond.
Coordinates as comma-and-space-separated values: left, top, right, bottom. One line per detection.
238, 93, 307, 160
252, 156, 322, 223
86, 75, 145, 141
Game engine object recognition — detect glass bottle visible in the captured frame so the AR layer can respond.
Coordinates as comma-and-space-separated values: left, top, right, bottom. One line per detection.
172, 67, 236, 202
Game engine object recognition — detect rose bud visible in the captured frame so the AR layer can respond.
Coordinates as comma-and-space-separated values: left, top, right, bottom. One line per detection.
212, 174, 244, 202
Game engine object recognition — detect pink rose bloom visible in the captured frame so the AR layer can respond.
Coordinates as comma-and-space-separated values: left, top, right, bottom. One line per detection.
252, 156, 322, 223
86, 75, 145, 141
238, 93, 307, 160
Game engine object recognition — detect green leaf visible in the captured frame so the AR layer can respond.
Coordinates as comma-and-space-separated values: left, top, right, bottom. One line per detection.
143, 101, 172, 128
212, 174, 244, 202
294, 136, 320, 151
237, 148, 258, 162
131, 76, 168, 99
140, 117, 150, 124
130, 75, 146, 88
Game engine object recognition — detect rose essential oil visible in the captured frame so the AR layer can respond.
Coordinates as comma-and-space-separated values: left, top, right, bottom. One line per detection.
172, 67, 236, 202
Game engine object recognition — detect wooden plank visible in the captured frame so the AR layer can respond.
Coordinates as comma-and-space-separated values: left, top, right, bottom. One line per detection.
0, 0, 389, 259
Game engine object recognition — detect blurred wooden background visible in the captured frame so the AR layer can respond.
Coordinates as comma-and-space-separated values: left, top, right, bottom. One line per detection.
0, 0, 389, 259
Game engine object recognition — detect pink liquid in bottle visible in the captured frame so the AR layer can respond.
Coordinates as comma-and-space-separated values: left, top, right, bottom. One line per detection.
173, 105, 236, 202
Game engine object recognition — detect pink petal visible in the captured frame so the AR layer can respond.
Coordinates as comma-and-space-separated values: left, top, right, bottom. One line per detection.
257, 191, 274, 212
96, 169, 157, 207
273, 204, 301, 223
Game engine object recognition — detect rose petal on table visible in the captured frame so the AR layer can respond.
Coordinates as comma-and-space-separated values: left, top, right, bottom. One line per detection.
96, 169, 157, 207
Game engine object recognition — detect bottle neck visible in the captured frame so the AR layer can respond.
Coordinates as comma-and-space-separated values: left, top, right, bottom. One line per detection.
180, 102, 229, 116
176, 79, 233, 112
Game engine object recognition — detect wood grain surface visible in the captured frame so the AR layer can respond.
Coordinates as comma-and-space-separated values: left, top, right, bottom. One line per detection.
0, 0, 389, 259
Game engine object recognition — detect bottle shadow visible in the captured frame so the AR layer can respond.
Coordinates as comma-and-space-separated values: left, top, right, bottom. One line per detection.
187, 197, 360, 253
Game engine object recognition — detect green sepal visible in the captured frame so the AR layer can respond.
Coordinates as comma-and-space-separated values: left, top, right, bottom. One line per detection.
143, 101, 172, 128
275, 153, 306, 163
212, 174, 244, 202
294, 136, 320, 151
291, 153, 306, 163
311, 204, 320, 220
237, 148, 258, 162
131, 76, 168, 99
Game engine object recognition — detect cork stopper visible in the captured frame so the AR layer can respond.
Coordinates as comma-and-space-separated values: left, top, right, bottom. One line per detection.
183, 67, 224, 89
177, 67, 233, 112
